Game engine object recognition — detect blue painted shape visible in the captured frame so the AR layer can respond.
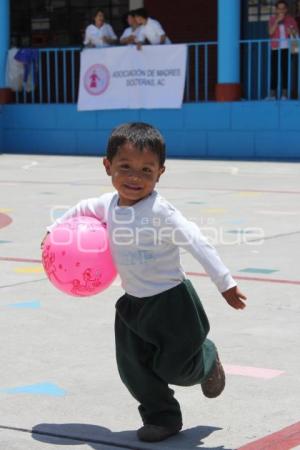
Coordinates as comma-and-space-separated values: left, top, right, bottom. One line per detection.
218, 0, 240, 83
184, 103, 230, 130
52, 208, 68, 219
6, 301, 41, 309
2, 382, 66, 396
0, 240, 12, 244
239, 268, 279, 274
232, 102, 279, 130
207, 131, 255, 157
280, 102, 300, 130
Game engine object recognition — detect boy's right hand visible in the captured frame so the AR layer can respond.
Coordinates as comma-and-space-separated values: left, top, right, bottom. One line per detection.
222, 285, 247, 310
40, 232, 49, 250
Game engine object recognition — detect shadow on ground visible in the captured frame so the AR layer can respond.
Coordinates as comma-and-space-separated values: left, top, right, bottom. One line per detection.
32, 423, 233, 449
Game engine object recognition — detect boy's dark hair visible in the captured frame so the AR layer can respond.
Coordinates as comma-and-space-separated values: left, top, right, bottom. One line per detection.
132, 7, 149, 19
106, 123, 166, 166
122, 10, 136, 25
127, 9, 136, 17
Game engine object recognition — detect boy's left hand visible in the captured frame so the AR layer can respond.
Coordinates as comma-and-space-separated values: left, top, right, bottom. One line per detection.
222, 286, 247, 310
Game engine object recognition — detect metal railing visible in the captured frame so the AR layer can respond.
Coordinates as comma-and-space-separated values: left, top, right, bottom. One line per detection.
241, 38, 300, 100
10, 39, 300, 104
14, 47, 81, 104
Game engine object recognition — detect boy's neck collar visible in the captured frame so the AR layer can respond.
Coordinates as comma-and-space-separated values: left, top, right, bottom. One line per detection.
116, 190, 156, 208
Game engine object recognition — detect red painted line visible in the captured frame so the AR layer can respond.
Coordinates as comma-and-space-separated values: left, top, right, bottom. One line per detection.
224, 364, 285, 379
186, 271, 300, 286
237, 421, 300, 450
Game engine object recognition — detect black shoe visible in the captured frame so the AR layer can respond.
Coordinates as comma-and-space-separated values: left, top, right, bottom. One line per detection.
137, 424, 182, 442
201, 353, 226, 398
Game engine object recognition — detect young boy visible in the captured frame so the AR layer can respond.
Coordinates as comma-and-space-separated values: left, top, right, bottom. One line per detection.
42, 123, 247, 443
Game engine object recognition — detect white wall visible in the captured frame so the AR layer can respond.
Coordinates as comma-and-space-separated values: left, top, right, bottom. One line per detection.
129, 0, 144, 10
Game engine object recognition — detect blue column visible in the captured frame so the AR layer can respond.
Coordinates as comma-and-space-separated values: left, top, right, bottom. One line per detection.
0, 0, 10, 87
218, 0, 240, 84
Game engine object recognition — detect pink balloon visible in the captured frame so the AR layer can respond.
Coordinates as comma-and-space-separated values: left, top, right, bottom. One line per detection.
42, 216, 117, 297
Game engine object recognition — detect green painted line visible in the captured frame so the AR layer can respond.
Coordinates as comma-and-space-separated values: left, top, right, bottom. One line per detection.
187, 201, 206, 205
227, 229, 256, 234
239, 268, 279, 274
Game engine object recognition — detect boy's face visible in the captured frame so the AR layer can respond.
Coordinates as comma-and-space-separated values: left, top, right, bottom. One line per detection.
103, 143, 165, 206
135, 15, 146, 26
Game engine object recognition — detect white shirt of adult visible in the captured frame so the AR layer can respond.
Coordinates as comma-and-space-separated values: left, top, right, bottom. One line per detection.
84, 23, 117, 47
279, 24, 289, 49
120, 26, 140, 45
47, 191, 236, 298
136, 18, 171, 45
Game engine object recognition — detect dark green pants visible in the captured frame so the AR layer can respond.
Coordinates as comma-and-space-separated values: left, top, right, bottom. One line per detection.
114, 279, 217, 428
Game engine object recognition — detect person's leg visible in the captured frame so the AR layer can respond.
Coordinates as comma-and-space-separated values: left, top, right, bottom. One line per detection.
291, 54, 298, 99
281, 48, 289, 98
143, 279, 216, 386
115, 281, 224, 442
115, 306, 183, 430
270, 50, 278, 98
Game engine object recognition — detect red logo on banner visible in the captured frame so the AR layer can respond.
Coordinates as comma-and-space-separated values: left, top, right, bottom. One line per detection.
84, 64, 110, 95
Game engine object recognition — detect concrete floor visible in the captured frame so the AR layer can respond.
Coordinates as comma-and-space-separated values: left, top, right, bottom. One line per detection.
0, 154, 300, 450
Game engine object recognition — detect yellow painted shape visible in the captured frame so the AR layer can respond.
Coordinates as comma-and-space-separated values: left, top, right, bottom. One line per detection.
14, 265, 44, 274
0, 208, 13, 213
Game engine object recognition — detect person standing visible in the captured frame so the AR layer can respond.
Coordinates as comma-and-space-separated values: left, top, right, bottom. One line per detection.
83, 10, 117, 48
134, 8, 171, 47
268, 0, 299, 100
120, 11, 140, 45
41, 122, 247, 443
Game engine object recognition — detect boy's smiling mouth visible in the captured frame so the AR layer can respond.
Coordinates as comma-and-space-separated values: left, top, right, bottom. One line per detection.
124, 183, 143, 191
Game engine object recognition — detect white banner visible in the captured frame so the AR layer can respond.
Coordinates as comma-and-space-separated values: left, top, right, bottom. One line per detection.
77, 45, 187, 110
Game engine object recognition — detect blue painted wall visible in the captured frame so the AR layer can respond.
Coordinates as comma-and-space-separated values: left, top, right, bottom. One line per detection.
1, 102, 300, 160
0, 106, 3, 152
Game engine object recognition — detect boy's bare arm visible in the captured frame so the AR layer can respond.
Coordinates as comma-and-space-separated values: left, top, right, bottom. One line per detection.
222, 286, 247, 310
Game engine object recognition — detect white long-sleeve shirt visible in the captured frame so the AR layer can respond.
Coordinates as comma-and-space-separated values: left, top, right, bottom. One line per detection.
83, 23, 117, 47
120, 26, 140, 45
136, 18, 171, 45
47, 191, 236, 298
